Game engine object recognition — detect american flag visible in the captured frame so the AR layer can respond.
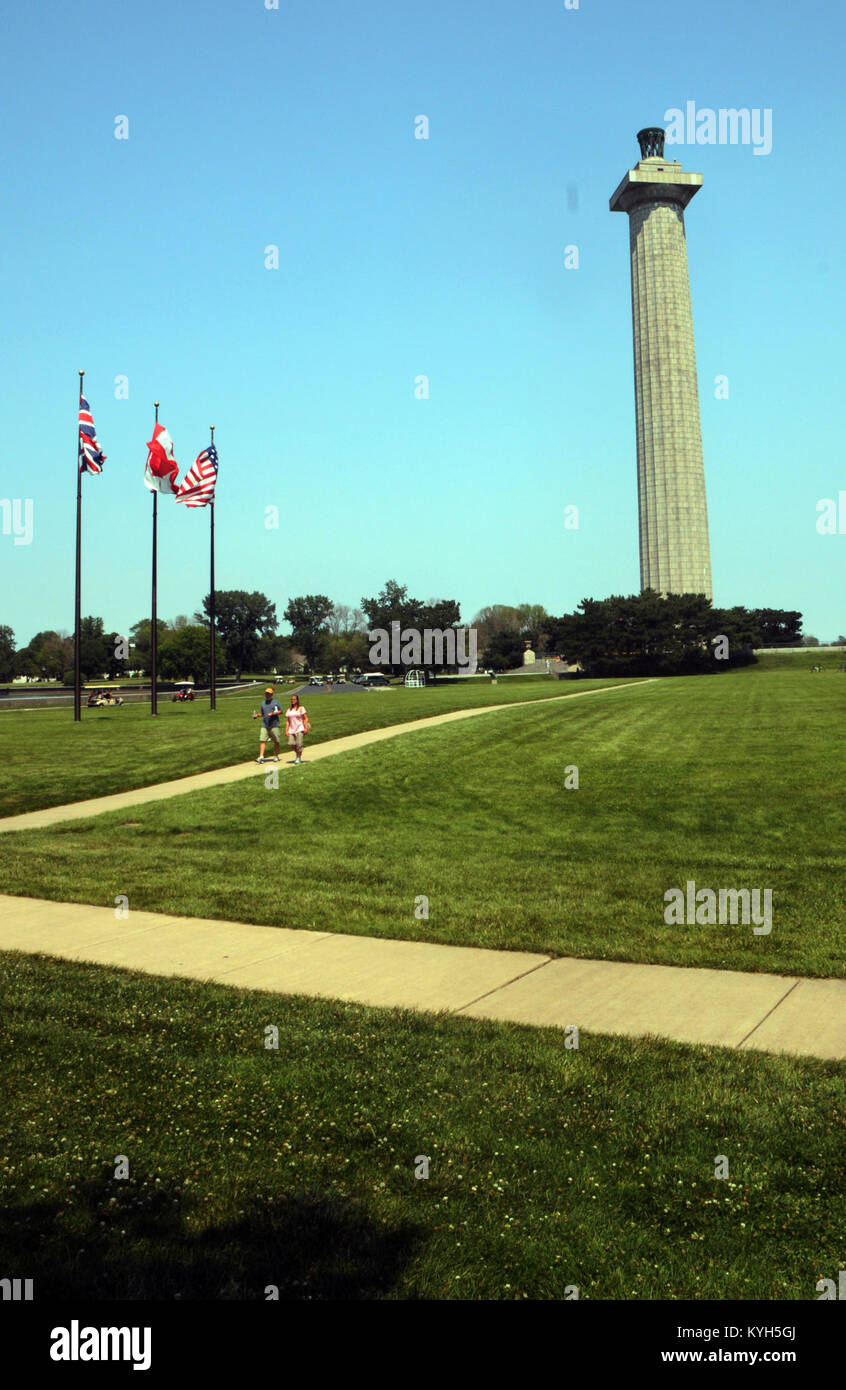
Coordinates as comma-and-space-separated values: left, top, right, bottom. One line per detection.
175, 444, 219, 507
79, 396, 106, 474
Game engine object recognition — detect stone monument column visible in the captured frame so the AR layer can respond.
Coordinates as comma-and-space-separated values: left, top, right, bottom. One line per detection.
610, 127, 713, 599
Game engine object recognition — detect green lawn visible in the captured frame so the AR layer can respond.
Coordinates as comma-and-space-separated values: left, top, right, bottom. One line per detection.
1, 953, 842, 1301
0, 675, 625, 817
2, 670, 843, 975
751, 649, 845, 672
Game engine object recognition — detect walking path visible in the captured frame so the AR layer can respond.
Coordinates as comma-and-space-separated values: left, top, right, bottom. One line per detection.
0, 893, 843, 1060
0, 680, 652, 834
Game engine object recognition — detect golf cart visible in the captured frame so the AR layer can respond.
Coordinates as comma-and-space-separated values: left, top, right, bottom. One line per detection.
172, 681, 195, 702
86, 689, 124, 707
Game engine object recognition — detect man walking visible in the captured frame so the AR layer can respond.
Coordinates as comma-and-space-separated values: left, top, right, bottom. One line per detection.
252, 686, 282, 763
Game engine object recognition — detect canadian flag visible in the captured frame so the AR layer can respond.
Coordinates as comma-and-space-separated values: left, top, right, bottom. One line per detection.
144, 422, 179, 493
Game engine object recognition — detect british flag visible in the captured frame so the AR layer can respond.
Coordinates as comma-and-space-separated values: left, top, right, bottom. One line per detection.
175, 444, 219, 507
79, 396, 106, 474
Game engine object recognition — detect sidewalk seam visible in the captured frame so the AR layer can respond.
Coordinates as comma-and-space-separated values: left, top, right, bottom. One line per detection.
734, 978, 802, 1049
211, 929, 338, 971
181, 937, 337, 978
453, 958, 553, 1013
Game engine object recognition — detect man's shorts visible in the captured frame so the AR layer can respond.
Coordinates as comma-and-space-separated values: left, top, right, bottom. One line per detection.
261, 725, 281, 744
288, 730, 304, 750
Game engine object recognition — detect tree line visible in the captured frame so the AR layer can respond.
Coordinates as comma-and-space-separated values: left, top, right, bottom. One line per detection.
0, 579, 833, 684
543, 594, 807, 677
0, 592, 372, 684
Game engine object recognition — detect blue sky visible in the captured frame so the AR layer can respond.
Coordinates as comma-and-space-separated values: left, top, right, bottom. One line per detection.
2, 0, 844, 645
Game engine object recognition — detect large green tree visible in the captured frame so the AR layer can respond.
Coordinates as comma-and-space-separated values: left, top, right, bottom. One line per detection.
322, 630, 370, 672
473, 603, 549, 664
78, 616, 109, 680
255, 632, 294, 673
360, 580, 422, 636
15, 630, 72, 681
543, 591, 761, 676
283, 595, 333, 671
316, 603, 369, 672
0, 625, 16, 681
514, 603, 549, 646
195, 591, 278, 678
159, 626, 225, 685
751, 609, 803, 647
13, 647, 41, 679
360, 581, 463, 673
424, 597, 462, 632
128, 618, 170, 671
485, 631, 526, 672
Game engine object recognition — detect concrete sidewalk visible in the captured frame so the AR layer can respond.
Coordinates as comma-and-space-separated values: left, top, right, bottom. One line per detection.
1, 893, 843, 1061
0, 680, 652, 835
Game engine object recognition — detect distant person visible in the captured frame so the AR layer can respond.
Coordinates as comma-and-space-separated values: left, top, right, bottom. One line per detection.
252, 686, 282, 763
286, 692, 309, 764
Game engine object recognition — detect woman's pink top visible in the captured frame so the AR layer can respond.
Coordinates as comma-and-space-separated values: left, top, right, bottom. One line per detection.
286, 705, 307, 734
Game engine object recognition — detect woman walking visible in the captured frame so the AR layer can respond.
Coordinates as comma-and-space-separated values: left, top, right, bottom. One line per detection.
285, 693, 309, 764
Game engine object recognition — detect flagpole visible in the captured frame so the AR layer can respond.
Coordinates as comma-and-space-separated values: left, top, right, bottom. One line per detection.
150, 401, 159, 717
209, 424, 216, 712
73, 370, 84, 722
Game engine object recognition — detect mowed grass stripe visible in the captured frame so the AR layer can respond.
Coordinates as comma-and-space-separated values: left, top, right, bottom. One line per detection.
2, 671, 842, 976
0, 677, 632, 818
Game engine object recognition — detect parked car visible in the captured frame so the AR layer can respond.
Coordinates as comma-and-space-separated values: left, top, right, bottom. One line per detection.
355, 672, 391, 687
